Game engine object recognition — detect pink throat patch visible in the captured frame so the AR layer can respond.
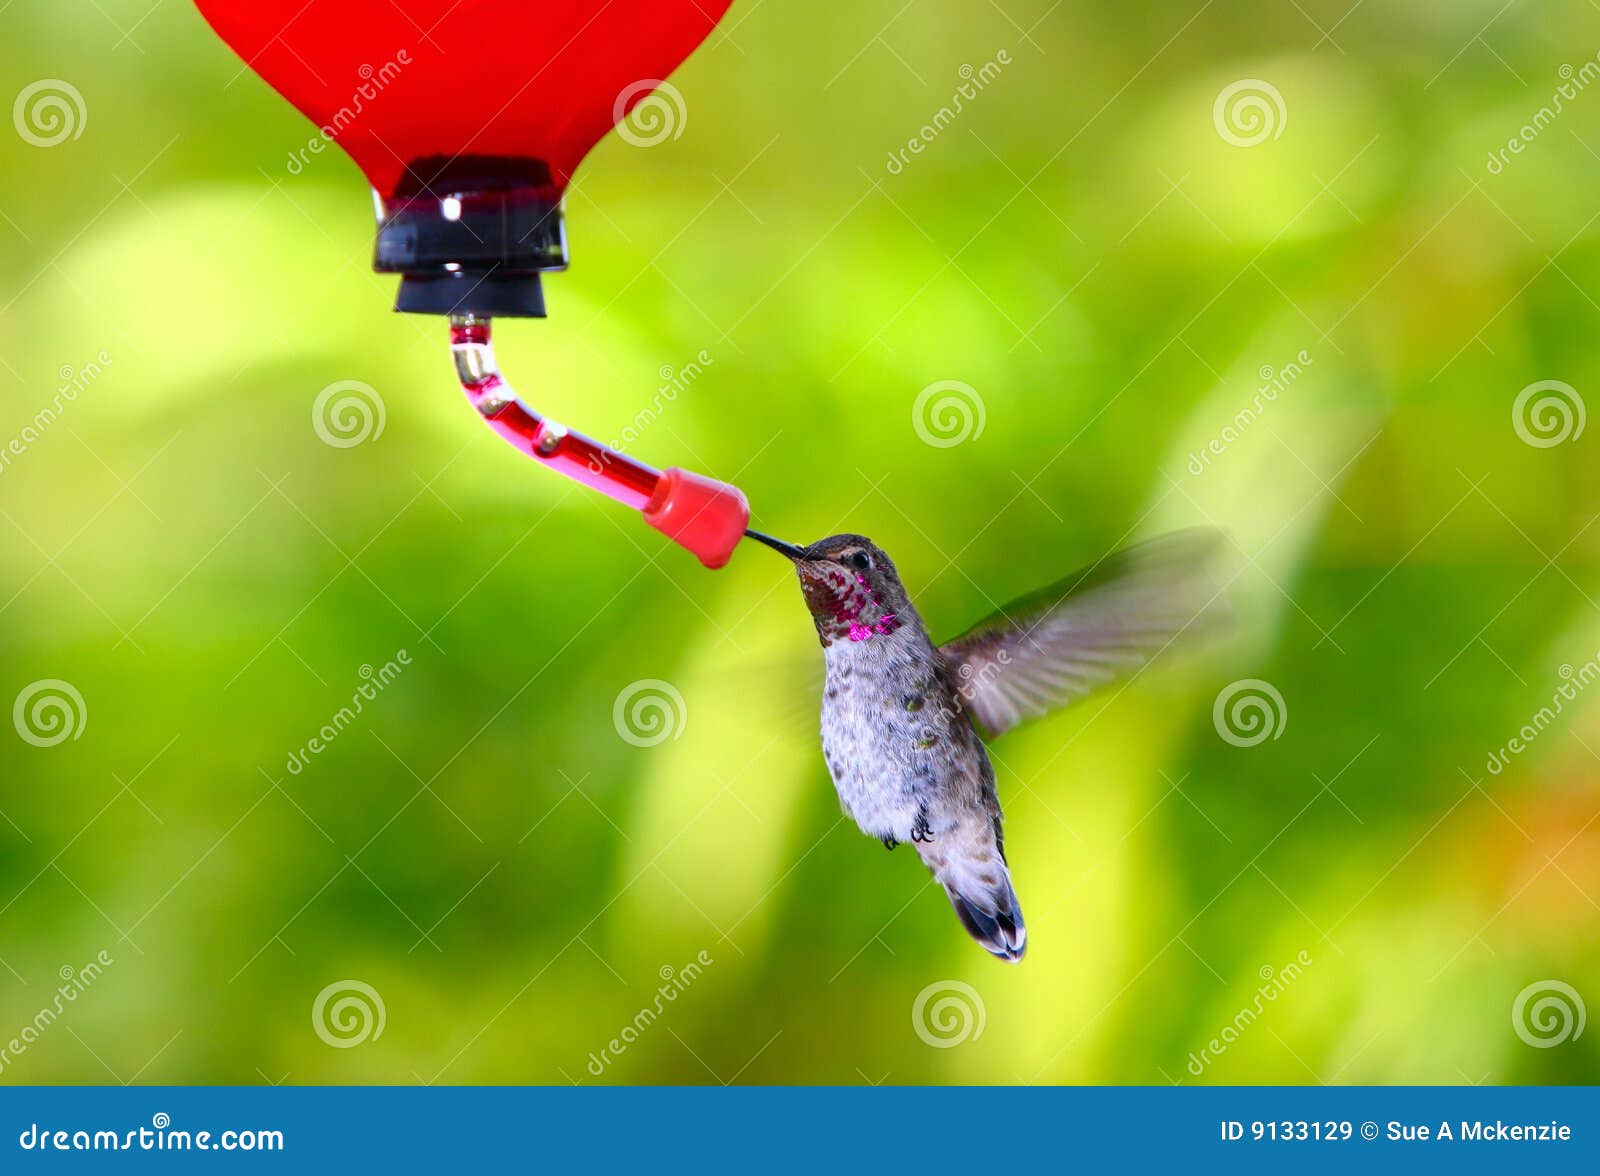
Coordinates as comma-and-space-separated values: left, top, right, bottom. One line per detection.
807, 567, 900, 645
847, 615, 898, 642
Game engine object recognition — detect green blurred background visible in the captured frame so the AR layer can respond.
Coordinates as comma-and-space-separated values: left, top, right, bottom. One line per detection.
3, 0, 1599, 1084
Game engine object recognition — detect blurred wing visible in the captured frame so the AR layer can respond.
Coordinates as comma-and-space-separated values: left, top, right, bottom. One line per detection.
938, 528, 1223, 738
699, 652, 822, 743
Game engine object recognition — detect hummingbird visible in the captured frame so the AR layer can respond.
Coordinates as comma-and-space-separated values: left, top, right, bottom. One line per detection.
743, 526, 1219, 963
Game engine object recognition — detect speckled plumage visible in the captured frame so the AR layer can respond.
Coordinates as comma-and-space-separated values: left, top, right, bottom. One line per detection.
759, 528, 1220, 964
798, 535, 1023, 962
822, 621, 979, 840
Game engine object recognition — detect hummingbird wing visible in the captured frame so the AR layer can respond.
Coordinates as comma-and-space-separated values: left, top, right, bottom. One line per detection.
937, 528, 1223, 738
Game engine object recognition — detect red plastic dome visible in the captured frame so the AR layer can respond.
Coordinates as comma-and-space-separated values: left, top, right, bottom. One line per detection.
194, 0, 731, 196
194, 0, 734, 315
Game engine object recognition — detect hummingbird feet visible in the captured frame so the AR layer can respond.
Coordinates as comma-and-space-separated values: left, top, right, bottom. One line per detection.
880, 833, 899, 851
910, 809, 934, 844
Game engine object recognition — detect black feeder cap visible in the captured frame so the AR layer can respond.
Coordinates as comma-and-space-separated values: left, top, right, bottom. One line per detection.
373, 155, 568, 318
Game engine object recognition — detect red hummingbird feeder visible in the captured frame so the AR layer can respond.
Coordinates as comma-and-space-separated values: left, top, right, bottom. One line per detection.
192, 0, 758, 568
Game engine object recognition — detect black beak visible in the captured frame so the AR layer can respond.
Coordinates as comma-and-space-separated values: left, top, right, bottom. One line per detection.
744, 528, 806, 561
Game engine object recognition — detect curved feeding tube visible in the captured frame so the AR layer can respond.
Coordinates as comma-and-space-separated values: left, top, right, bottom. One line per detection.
448, 314, 752, 568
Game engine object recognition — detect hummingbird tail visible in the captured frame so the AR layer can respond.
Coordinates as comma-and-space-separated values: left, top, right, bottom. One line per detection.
947, 883, 1026, 964
918, 823, 1027, 963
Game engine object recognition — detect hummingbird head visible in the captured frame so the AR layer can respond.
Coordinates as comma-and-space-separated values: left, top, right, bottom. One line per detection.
746, 530, 910, 646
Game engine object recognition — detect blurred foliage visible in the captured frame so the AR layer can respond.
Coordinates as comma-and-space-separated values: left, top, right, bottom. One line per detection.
2, 0, 1599, 1085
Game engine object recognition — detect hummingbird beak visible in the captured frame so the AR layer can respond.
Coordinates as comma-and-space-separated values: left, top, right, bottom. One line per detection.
744, 528, 806, 561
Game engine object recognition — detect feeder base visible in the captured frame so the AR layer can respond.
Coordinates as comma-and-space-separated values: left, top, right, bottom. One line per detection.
397, 272, 546, 318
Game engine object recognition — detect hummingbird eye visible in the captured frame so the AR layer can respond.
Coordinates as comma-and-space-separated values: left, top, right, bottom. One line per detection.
848, 551, 871, 571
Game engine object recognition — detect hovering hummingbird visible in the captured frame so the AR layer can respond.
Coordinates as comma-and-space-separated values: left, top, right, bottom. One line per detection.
743, 527, 1219, 963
